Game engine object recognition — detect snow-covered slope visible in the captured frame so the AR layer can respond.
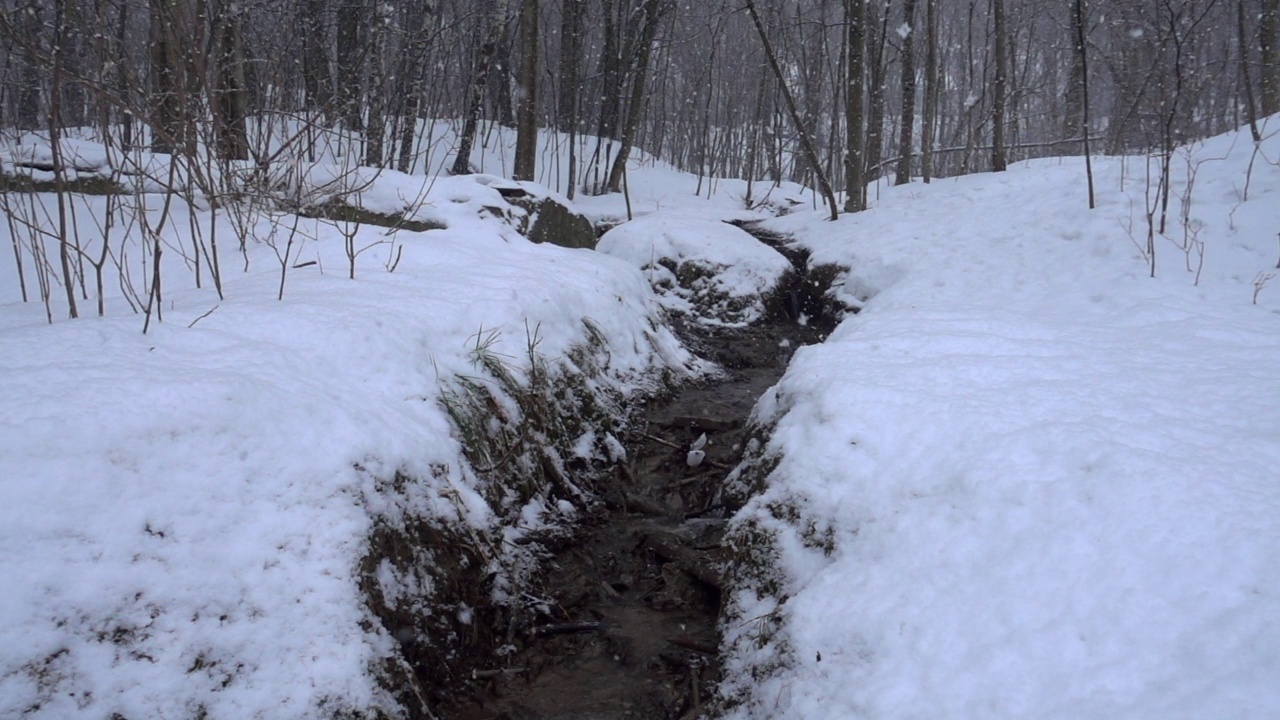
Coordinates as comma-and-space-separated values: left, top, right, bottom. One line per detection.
720, 123, 1280, 718
0, 174, 695, 718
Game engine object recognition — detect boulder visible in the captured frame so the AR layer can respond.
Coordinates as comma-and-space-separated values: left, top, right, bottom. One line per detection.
491, 182, 597, 250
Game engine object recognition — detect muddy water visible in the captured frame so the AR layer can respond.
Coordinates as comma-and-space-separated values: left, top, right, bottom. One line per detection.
452, 227, 834, 720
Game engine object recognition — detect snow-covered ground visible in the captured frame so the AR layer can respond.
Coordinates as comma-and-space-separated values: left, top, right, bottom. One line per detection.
3, 115, 1278, 720
721, 122, 1280, 718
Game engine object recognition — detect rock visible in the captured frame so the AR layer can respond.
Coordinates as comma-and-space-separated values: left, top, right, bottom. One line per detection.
509, 194, 598, 250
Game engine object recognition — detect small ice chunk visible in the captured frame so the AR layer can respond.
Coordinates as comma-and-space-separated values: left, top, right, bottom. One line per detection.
687, 449, 706, 468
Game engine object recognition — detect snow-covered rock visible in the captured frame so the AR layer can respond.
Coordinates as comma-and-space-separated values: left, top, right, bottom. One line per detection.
598, 213, 795, 327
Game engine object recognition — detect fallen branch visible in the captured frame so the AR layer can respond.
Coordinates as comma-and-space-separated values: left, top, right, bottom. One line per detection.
670, 636, 718, 655
470, 667, 528, 679
530, 621, 603, 637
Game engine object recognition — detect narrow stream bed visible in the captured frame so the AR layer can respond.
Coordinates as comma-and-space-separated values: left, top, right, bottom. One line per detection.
453, 225, 835, 720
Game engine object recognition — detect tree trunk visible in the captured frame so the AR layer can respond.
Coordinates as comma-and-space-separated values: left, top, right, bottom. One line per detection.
864, 0, 889, 183
302, 0, 332, 116
491, 23, 517, 128
1239, 0, 1263, 142
921, 0, 938, 183
844, 0, 867, 212
1063, 3, 1086, 141
364, 3, 388, 167
557, 0, 585, 133
895, 0, 918, 185
213, 0, 249, 161
148, 0, 184, 154
335, 0, 363, 132
1262, 0, 1279, 116
1074, 0, 1095, 208
513, 0, 538, 181
991, 0, 1008, 172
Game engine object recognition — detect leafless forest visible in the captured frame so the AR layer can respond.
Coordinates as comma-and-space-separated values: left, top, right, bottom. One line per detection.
1, 0, 1277, 205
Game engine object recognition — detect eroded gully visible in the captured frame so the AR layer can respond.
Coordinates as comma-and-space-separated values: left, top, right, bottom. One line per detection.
453, 224, 836, 720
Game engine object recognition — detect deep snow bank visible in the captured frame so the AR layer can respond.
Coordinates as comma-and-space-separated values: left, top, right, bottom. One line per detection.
0, 171, 697, 718
720, 122, 1280, 718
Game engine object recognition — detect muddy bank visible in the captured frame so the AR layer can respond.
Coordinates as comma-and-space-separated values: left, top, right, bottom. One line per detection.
452, 324, 825, 720
451, 221, 841, 719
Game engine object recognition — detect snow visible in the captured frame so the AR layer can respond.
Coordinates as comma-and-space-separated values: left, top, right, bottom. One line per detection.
720, 121, 1280, 718
597, 212, 794, 326
0, 163, 695, 718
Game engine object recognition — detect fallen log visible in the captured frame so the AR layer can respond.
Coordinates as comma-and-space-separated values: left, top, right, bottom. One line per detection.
641, 531, 722, 590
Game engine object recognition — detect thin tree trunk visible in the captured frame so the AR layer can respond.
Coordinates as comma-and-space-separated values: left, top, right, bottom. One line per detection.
49, 0, 78, 319
895, 0, 917, 185
844, 0, 867, 211
991, 0, 1008, 171
864, 0, 889, 183
1074, 0, 1095, 208
1261, 0, 1279, 116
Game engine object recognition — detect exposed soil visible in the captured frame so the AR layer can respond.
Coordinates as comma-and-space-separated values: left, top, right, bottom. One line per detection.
451, 225, 837, 720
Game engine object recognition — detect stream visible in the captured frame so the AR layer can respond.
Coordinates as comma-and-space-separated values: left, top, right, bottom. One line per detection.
452, 225, 835, 720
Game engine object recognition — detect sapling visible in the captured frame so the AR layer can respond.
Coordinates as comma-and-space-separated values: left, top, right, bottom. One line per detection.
1253, 271, 1275, 305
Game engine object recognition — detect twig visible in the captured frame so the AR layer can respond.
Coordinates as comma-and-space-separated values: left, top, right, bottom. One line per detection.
639, 431, 682, 450
1253, 272, 1275, 305
186, 304, 219, 329
638, 432, 732, 470
531, 622, 603, 637
470, 667, 528, 679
